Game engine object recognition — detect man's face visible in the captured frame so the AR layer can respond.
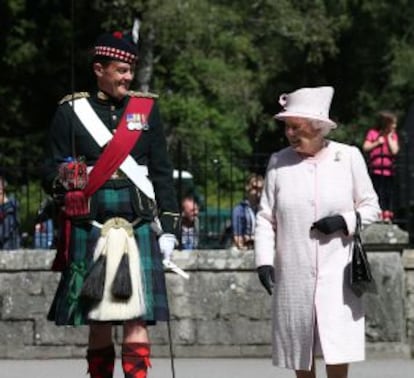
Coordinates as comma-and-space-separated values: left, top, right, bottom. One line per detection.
182, 199, 199, 222
247, 178, 263, 205
0, 178, 6, 205
94, 61, 135, 100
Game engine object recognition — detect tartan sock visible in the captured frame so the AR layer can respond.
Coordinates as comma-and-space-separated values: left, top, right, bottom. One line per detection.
122, 342, 151, 378
86, 344, 115, 378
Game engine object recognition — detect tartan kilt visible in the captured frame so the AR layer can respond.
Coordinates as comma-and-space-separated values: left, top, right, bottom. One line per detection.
47, 185, 169, 326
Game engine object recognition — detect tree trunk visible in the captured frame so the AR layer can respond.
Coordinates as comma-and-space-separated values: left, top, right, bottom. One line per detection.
136, 24, 155, 93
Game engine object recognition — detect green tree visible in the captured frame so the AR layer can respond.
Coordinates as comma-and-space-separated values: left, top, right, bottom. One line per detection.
1, 0, 414, 182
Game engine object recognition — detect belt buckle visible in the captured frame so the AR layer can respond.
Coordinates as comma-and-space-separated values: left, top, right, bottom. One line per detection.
101, 217, 133, 237
110, 169, 125, 179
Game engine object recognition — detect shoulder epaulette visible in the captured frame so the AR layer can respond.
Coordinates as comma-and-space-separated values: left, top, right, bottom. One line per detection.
59, 92, 90, 105
128, 90, 159, 99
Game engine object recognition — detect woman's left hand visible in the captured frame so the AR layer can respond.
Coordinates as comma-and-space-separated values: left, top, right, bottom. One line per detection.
311, 215, 348, 235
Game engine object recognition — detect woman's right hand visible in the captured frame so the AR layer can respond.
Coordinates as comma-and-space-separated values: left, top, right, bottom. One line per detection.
257, 265, 275, 295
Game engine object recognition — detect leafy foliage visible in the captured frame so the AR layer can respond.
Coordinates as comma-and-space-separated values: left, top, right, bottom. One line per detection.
1, 0, 414, 184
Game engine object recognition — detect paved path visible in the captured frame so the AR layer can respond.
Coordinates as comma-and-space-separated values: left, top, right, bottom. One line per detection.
1, 358, 414, 378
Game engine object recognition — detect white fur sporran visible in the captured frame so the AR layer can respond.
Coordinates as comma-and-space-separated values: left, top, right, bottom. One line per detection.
87, 218, 146, 321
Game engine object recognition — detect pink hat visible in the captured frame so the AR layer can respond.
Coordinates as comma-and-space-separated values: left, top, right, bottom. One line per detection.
274, 86, 337, 129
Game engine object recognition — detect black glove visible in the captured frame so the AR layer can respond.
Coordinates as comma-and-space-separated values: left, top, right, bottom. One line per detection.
257, 265, 275, 295
311, 215, 348, 235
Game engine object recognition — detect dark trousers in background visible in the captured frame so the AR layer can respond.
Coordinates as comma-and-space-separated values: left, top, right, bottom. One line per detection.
371, 174, 394, 211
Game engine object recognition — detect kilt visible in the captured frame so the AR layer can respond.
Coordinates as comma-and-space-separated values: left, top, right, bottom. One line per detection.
47, 184, 169, 326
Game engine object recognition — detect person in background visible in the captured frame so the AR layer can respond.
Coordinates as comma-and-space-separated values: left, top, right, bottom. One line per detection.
255, 86, 380, 378
231, 173, 263, 250
42, 26, 179, 378
180, 196, 199, 250
0, 175, 20, 250
34, 219, 54, 249
34, 197, 56, 249
362, 111, 400, 222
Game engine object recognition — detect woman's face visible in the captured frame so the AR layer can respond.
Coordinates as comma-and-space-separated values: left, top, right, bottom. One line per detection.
284, 117, 324, 155
386, 121, 397, 133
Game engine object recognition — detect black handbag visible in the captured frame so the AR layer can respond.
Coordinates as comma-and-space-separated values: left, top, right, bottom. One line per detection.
350, 211, 377, 297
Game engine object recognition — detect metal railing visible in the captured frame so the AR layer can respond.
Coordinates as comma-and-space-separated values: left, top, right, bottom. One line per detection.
0, 149, 413, 250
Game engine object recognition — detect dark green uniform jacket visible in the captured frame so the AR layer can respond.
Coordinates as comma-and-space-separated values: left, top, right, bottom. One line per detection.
43, 90, 178, 326
42, 90, 179, 234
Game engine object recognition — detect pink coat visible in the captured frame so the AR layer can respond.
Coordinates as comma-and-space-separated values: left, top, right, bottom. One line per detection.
255, 141, 380, 370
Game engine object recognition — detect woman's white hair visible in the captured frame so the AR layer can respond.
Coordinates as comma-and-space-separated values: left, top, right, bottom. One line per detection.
309, 119, 332, 136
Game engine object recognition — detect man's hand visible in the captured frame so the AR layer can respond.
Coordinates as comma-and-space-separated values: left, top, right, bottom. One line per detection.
257, 265, 275, 295
158, 233, 176, 262
311, 215, 348, 235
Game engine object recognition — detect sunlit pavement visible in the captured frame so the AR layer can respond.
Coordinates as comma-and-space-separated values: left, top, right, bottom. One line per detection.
1, 357, 414, 378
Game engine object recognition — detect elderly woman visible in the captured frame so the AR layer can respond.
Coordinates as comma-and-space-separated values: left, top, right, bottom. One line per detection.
255, 87, 380, 378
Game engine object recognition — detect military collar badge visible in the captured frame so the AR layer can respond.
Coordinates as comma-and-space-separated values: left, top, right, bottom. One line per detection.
126, 113, 149, 131
97, 91, 109, 101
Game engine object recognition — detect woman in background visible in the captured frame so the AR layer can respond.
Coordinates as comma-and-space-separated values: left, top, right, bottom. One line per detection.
362, 111, 399, 222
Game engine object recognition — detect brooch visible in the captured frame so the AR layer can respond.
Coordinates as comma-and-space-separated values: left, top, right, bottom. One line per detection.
334, 151, 342, 162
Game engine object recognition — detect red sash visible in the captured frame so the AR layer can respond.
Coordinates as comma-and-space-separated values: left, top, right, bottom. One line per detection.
84, 97, 154, 197
52, 96, 154, 271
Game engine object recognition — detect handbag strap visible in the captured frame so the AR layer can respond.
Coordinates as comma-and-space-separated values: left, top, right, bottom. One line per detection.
355, 211, 362, 237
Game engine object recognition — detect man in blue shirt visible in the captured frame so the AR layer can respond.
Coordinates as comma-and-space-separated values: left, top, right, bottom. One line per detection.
231, 174, 263, 250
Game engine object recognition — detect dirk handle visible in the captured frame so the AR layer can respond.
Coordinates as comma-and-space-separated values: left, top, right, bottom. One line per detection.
163, 259, 190, 280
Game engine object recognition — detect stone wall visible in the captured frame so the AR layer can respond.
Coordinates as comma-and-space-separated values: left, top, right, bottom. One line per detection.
403, 249, 414, 356
0, 224, 413, 359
